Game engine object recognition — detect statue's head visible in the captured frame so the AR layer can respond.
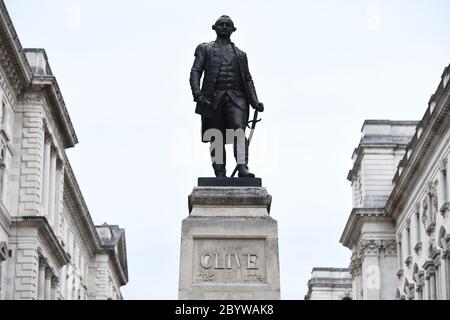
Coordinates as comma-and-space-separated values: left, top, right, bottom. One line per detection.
212, 15, 236, 39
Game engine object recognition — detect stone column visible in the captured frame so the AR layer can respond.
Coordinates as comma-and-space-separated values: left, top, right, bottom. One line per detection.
430, 272, 437, 300
439, 158, 448, 206
66, 265, 72, 300
406, 221, 411, 259
42, 139, 51, 216
38, 258, 46, 300
446, 253, 450, 299
0, 163, 6, 204
48, 150, 57, 227
445, 158, 450, 202
51, 276, 59, 300
424, 276, 429, 300
60, 265, 67, 300
396, 239, 403, 271
53, 161, 64, 236
415, 203, 421, 248
360, 241, 381, 300
44, 268, 52, 300
74, 274, 80, 300
349, 259, 362, 300
416, 274, 424, 300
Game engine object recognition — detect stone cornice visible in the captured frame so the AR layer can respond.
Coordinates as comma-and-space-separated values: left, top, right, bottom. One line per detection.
96, 226, 128, 285
0, 1, 32, 100
189, 187, 272, 214
11, 216, 69, 268
386, 64, 450, 218
347, 127, 413, 182
103, 249, 128, 286
30, 77, 78, 149
0, 200, 11, 233
63, 160, 102, 258
340, 207, 390, 248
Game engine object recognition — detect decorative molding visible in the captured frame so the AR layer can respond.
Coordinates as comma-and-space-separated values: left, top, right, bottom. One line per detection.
383, 239, 397, 256
386, 64, 450, 217
426, 221, 436, 235
414, 241, 422, 254
404, 282, 415, 300
0, 199, 11, 232
10, 216, 69, 268
445, 235, 450, 250
431, 247, 442, 265
422, 260, 435, 277
0, 64, 13, 104
396, 269, 404, 279
349, 255, 362, 278
31, 79, 78, 149
358, 239, 381, 257
414, 202, 421, 213
340, 207, 390, 248
404, 255, 413, 267
20, 92, 45, 105
439, 157, 448, 171
0, 2, 32, 99
440, 201, 449, 216
417, 270, 425, 288
51, 275, 59, 287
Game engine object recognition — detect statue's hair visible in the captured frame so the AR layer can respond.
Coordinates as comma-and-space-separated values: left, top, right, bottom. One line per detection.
215, 15, 234, 26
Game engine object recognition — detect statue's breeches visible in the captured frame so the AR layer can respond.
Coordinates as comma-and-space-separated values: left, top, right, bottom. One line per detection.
201, 90, 249, 143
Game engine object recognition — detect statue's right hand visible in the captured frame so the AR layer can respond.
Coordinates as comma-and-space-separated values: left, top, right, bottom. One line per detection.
198, 95, 212, 108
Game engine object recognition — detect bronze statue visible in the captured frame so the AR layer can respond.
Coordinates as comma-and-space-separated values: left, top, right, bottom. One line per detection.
190, 15, 264, 178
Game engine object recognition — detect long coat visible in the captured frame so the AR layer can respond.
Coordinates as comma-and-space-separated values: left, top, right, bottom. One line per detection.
189, 41, 259, 117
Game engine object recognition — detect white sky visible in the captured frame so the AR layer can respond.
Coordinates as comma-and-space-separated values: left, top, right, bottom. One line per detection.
5, 0, 450, 299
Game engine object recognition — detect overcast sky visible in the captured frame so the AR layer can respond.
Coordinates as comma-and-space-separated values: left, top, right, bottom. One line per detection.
5, 0, 450, 299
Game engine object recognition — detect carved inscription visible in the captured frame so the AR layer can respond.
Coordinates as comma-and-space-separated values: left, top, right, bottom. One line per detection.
193, 238, 266, 284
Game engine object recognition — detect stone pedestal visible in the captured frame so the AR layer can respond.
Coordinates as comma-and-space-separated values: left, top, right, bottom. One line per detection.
178, 182, 280, 300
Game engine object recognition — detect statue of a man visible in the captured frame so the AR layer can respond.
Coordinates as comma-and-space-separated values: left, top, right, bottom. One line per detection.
190, 15, 264, 178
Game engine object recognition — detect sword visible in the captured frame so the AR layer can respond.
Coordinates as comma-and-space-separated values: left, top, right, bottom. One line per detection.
231, 109, 261, 178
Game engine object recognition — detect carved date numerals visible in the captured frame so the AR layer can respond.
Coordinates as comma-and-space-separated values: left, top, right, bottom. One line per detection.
244, 273, 263, 282
197, 273, 215, 281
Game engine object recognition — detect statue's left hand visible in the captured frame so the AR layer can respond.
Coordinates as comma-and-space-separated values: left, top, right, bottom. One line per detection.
252, 102, 264, 112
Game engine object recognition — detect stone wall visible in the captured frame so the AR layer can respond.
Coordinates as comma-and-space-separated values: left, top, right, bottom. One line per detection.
0, 0, 128, 300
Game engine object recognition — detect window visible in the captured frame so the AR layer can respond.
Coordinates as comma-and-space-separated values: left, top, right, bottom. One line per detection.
441, 158, 449, 204
0, 259, 3, 299
443, 169, 448, 202
415, 203, 422, 252
0, 100, 5, 125
406, 220, 412, 259
397, 237, 403, 271
0, 242, 9, 300
0, 143, 6, 204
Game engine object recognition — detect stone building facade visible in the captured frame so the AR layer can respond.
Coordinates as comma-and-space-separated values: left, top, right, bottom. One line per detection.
308, 64, 450, 300
304, 268, 352, 300
311, 63, 450, 300
0, 1, 128, 300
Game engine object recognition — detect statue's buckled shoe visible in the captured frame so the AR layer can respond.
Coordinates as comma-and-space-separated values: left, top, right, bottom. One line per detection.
237, 165, 255, 178
213, 164, 226, 178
